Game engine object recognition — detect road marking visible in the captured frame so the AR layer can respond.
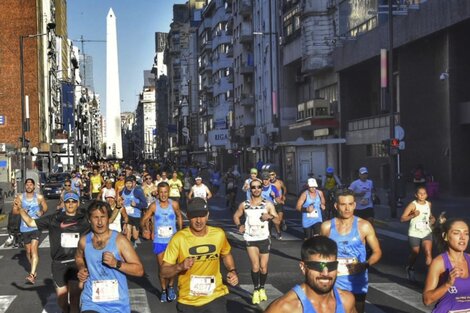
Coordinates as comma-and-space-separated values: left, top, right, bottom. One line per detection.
239, 284, 283, 311
129, 288, 151, 313
375, 228, 408, 241
0, 256, 3, 260
39, 235, 50, 248
0, 295, 16, 313
369, 282, 428, 312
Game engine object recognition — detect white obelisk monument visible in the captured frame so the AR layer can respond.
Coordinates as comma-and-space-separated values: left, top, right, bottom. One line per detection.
106, 8, 123, 159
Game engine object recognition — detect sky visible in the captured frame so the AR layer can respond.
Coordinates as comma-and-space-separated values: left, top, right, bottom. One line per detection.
67, 0, 184, 113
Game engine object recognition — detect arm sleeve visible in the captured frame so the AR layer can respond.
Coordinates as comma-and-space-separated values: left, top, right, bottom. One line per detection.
134, 188, 148, 209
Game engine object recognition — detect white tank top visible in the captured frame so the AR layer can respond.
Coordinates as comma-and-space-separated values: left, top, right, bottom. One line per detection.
109, 207, 122, 233
243, 200, 270, 242
408, 200, 432, 238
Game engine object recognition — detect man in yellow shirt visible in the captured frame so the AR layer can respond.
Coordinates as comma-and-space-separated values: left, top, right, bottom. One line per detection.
89, 167, 104, 200
168, 171, 183, 202
161, 198, 238, 312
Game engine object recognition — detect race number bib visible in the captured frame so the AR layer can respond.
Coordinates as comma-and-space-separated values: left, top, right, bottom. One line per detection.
60, 233, 79, 248
190, 275, 215, 296
248, 225, 264, 237
337, 257, 359, 276
306, 209, 319, 218
125, 206, 134, 215
157, 226, 173, 238
415, 221, 428, 230
92, 279, 119, 302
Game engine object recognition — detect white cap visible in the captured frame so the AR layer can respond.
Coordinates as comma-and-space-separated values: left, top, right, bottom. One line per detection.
307, 178, 318, 188
104, 189, 116, 199
359, 167, 368, 174
195, 176, 202, 180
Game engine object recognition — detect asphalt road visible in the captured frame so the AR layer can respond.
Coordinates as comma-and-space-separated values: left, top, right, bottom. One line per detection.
0, 191, 456, 313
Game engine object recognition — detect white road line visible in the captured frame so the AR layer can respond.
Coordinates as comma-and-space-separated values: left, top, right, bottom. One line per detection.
375, 228, 408, 241
129, 288, 151, 313
369, 282, 428, 312
0, 295, 16, 313
239, 284, 283, 311
39, 235, 50, 248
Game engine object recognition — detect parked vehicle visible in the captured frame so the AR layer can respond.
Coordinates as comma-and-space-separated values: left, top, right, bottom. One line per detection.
43, 173, 71, 199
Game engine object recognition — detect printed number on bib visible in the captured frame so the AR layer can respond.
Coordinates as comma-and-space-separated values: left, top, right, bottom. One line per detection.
189, 275, 215, 296
337, 257, 359, 276
61, 233, 80, 248
125, 206, 134, 215
157, 226, 173, 238
92, 279, 119, 302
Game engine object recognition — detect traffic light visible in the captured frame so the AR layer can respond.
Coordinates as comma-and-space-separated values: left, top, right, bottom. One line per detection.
382, 138, 400, 155
391, 138, 400, 148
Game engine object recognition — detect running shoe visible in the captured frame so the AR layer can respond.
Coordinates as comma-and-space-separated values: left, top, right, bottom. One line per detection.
252, 290, 261, 305
405, 266, 416, 282
259, 288, 267, 301
160, 290, 168, 303
277, 232, 283, 240
25, 273, 36, 284
167, 287, 177, 302
281, 221, 287, 231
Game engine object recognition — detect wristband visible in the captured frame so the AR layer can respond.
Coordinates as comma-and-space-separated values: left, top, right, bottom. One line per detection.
116, 260, 122, 269
228, 268, 238, 274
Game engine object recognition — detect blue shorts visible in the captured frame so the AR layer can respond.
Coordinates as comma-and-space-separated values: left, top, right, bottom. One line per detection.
153, 243, 168, 255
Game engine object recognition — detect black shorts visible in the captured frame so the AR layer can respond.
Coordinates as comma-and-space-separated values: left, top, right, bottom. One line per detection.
354, 207, 375, 220
176, 295, 227, 313
274, 203, 284, 213
246, 238, 271, 254
51, 260, 78, 288
22, 230, 41, 244
128, 216, 141, 229
303, 222, 322, 239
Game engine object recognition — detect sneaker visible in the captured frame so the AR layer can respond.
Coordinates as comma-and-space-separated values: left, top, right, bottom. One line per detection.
281, 221, 287, 231
160, 290, 168, 303
4, 235, 14, 247
167, 287, 176, 302
252, 290, 261, 305
259, 288, 267, 301
277, 232, 283, 240
406, 266, 416, 282
25, 273, 36, 284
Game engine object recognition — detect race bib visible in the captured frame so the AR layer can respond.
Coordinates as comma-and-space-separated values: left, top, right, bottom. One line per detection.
125, 206, 134, 215
60, 233, 79, 248
189, 275, 215, 296
415, 221, 428, 230
337, 257, 358, 276
248, 225, 265, 237
157, 226, 173, 238
92, 279, 119, 302
306, 209, 319, 218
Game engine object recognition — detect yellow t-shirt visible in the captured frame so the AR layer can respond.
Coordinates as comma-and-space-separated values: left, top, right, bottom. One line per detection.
90, 175, 102, 193
114, 180, 125, 194
168, 179, 183, 197
163, 226, 231, 306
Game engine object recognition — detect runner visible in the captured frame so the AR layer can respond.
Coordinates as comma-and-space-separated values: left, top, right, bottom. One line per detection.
17, 191, 89, 312
265, 236, 356, 313
76, 200, 144, 312
348, 167, 376, 224
70, 171, 83, 197
89, 167, 104, 200
119, 175, 147, 246
400, 186, 435, 281
105, 189, 129, 234
168, 171, 183, 202
423, 218, 470, 311
12, 178, 48, 284
99, 179, 115, 201
57, 179, 73, 211
320, 188, 382, 313
188, 176, 212, 201
141, 182, 183, 303
114, 172, 126, 195
242, 168, 258, 200
233, 178, 279, 304
142, 173, 158, 205
161, 197, 239, 312
296, 178, 326, 239
269, 169, 288, 235
259, 172, 282, 238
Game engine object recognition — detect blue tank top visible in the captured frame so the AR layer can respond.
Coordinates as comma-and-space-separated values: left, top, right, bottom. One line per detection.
20, 193, 40, 233
292, 284, 346, 313
432, 252, 470, 312
261, 185, 275, 202
71, 177, 81, 195
301, 190, 322, 228
81, 231, 130, 312
122, 188, 141, 218
329, 217, 368, 294
153, 199, 177, 244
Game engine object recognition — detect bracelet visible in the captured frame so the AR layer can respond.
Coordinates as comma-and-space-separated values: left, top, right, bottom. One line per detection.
228, 268, 238, 274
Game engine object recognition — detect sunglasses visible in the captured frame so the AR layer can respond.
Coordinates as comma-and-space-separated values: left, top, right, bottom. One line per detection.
303, 260, 338, 272
64, 184, 71, 187
65, 200, 78, 204
251, 185, 262, 190
146, 177, 152, 180
269, 173, 276, 176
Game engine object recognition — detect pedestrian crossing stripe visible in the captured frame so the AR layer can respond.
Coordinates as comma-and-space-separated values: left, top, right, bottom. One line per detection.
369, 282, 428, 312
40, 288, 152, 313
0, 295, 16, 313
39, 235, 50, 248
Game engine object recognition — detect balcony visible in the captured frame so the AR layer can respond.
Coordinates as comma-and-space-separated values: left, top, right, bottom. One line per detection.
240, 93, 254, 107
226, 46, 233, 57
239, 0, 253, 18
346, 113, 398, 145
239, 31, 253, 44
240, 63, 254, 75
202, 40, 212, 53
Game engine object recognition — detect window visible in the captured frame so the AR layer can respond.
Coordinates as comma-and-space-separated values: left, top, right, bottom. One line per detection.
297, 103, 305, 120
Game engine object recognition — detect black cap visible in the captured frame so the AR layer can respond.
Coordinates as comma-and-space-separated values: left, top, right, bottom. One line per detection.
187, 198, 209, 218
261, 172, 270, 180
125, 175, 136, 183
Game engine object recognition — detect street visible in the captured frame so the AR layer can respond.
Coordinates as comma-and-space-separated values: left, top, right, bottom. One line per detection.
0, 189, 460, 313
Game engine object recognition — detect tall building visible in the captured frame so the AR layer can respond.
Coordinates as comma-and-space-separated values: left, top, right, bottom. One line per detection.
79, 54, 94, 90
105, 8, 123, 159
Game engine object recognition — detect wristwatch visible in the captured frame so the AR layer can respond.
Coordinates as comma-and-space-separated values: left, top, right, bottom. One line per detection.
116, 260, 122, 269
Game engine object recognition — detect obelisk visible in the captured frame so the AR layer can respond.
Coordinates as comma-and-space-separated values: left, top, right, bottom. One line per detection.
106, 8, 123, 159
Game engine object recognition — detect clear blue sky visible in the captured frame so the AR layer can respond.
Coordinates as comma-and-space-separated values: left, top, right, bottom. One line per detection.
67, 0, 184, 113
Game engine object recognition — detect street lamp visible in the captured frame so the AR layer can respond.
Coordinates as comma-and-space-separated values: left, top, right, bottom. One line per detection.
20, 26, 55, 188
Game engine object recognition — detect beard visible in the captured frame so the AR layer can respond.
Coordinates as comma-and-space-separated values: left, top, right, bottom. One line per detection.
305, 274, 336, 295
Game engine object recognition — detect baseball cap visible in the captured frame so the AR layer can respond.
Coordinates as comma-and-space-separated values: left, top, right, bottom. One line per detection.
64, 192, 80, 202
359, 167, 368, 174
250, 168, 258, 175
104, 189, 116, 199
307, 178, 318, 188
261, 172, 270, 180
125, 175, 136, 182
195, 176, 202, 181
326, 167, 334, 174
187, 198, 209, 218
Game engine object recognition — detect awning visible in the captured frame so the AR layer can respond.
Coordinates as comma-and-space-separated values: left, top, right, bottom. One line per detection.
276, 137, 346, 147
